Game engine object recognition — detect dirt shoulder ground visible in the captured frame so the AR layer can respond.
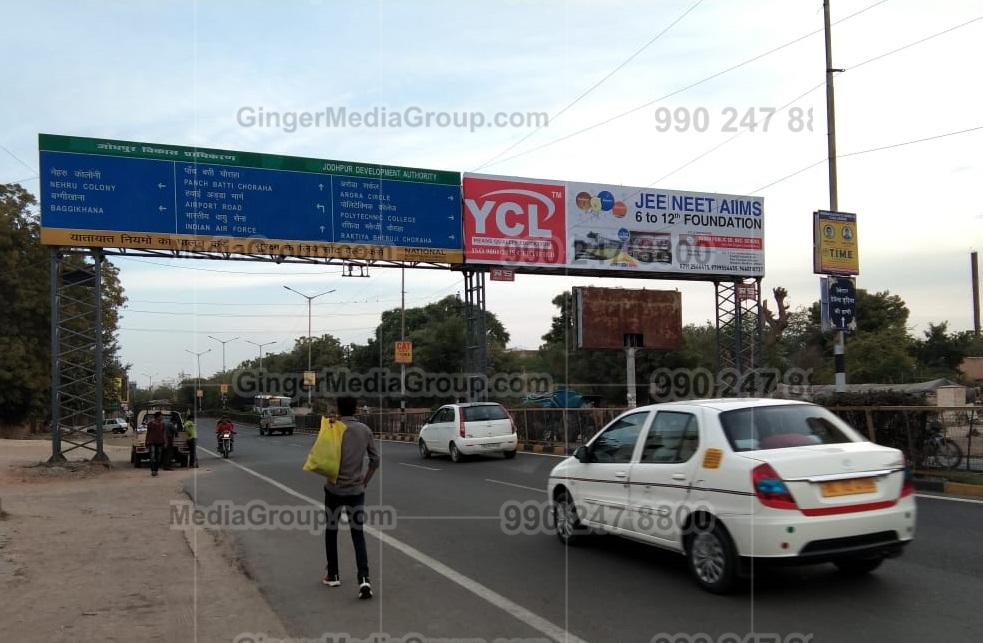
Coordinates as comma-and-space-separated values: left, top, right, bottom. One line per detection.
0, 439, 288, 643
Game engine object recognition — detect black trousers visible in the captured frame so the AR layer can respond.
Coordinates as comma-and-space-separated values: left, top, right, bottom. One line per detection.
187, 438, 197, 466
324, 490, 369, 581
148, 444, 164, 473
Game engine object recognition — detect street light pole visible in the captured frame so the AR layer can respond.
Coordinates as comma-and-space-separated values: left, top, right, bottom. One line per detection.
185, 349, 212, 417
283, 286, 335, 408
141, 372, 155, 393
207, 335, 239, 373
245, 340, 277, 392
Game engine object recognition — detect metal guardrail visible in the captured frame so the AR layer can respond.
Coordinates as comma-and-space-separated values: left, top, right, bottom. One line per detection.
826, 405, 981, 472
229, 404, 983, 470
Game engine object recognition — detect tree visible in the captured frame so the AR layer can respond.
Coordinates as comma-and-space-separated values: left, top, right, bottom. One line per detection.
0, 183, 127, 428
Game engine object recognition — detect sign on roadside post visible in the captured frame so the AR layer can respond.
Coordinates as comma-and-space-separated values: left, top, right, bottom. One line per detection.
394, 341, 413, 364
828, 276, 857, 331
814, 210, 859, 275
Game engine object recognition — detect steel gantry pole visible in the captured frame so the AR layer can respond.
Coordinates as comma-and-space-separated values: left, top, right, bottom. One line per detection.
400, 267, 406, 429
283, 286, 335, 408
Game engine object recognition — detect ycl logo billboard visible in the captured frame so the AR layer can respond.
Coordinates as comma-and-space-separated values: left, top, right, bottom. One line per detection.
464, 173, 764, 278
463, 174, 566, 266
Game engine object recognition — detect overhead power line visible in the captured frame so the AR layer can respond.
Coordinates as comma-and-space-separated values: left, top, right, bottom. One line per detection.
472, 0, 707, 171
750, 124, 983, 194
648, 12, 983, 188
478, 0, 893, 170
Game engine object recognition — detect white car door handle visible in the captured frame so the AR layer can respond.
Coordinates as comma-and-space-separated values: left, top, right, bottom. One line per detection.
671, 473, 687, 481
614, 472, 628, 479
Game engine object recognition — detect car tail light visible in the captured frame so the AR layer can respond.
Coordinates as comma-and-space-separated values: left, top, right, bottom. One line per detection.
752, 463, 798, 510
459, 414, 466, 438
900, 460, 914, 498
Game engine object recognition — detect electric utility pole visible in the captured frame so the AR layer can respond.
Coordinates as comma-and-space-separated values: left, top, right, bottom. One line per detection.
824, 0, 847, 393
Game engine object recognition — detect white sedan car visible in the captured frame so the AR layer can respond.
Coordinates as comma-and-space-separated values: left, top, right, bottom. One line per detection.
548, 398, 915, 593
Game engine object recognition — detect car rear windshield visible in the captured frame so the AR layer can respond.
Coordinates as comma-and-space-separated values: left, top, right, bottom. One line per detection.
462, 404, 509, 422
718, 405, 858, 452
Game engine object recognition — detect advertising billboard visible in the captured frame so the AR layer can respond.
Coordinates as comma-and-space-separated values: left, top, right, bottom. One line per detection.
813, 210, 859, 275
463, 173, 764, 278
573, 287, 682, 350
39, 134, 463, 262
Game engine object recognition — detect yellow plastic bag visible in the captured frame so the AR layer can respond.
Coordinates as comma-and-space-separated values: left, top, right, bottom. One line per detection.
302, 417, 348, 483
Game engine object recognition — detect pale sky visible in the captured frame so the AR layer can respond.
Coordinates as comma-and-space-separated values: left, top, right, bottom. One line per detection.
3, 0, 981, 381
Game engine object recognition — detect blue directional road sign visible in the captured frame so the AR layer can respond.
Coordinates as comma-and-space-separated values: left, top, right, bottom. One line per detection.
39, 134, 463, 262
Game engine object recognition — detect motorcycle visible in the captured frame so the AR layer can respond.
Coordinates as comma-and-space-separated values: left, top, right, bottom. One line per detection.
218, 431, 234, 459
914, 420, 962, 470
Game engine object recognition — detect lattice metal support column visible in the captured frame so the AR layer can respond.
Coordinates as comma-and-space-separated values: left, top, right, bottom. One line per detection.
463, 269, 488, 401
714, 279, 764, 394
48, 248, 108, 463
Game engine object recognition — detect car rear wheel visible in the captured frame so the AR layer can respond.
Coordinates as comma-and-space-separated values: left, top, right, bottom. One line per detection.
686, 522, 738, 594
834, 555, 884, 576
503, 449, 516, 459
419, 439, 431, 459
449, 442, 463, 463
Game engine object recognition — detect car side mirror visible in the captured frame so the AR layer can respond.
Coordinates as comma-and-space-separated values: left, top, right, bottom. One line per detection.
573, 446, 589, 463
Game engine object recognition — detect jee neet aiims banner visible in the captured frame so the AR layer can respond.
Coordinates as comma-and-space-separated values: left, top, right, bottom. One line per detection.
462, 173, 764, 278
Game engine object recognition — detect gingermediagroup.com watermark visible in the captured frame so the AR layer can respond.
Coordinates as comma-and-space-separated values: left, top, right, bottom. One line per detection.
170, 500, 398, 534
237, 105, 549, 133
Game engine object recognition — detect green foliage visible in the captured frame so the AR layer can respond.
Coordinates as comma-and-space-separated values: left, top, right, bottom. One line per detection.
0, 183, 127, 426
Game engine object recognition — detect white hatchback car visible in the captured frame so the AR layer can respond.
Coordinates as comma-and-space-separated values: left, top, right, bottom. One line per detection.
548, 398, 915, 593
419, 402, 518, 462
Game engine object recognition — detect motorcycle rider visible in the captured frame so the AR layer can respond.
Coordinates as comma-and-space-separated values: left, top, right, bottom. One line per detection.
215, 416, 235, 453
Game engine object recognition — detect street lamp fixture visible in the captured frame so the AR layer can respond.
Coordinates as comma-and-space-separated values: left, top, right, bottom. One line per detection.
283, 285, 336, 407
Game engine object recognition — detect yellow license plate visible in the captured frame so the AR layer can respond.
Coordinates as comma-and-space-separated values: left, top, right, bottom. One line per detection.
820, 478, 876, 497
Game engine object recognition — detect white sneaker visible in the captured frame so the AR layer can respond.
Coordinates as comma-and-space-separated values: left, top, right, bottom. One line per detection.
322, 574, 341, 587
358, 579, 373, 599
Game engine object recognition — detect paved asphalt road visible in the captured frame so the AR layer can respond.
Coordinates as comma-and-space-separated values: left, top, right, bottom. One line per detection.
183, 421, 983, 643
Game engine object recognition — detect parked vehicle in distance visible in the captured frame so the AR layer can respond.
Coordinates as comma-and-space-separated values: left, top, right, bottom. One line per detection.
520, 388, 600, 409
84, 417, 130, 434
259, 406, 296, 435
131, 406, 190, 467
419, 402, 518, 462
548, 398, 916, 593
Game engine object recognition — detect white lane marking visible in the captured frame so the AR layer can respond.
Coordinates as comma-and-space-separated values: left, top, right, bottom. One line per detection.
916, 493, 983, 505
399, 462, 441, 471
486, 478, 548, 494
200, 447, 589, 643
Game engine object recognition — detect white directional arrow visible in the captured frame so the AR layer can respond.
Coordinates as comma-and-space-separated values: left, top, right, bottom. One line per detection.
158, 205, 167, 212
316, 204, 326, 213
157, 182, 167, 189
320, 225, 325, 233
318, 183, 325, 191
